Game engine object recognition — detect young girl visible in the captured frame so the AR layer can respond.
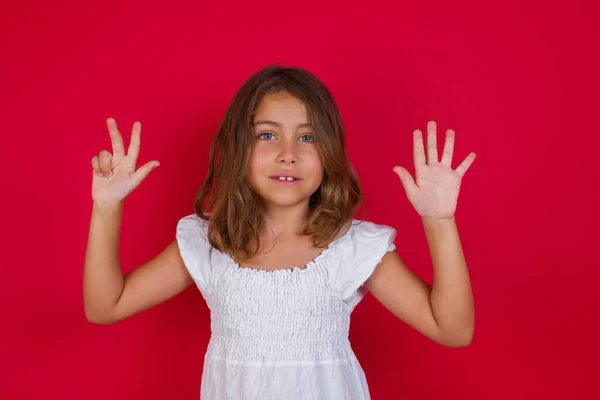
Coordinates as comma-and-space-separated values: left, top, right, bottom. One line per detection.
84, 65, 476, 399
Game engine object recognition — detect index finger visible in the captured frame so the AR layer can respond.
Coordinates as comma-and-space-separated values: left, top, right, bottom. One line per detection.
106, 118, 125, 155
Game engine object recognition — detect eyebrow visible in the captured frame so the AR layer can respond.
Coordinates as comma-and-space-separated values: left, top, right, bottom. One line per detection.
253, 120, 312, 128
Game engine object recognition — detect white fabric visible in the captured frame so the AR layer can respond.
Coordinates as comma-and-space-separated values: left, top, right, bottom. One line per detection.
176, 214, 397, 400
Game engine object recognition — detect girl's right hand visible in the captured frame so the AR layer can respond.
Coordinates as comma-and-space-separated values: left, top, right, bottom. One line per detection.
90, 118, 160, 207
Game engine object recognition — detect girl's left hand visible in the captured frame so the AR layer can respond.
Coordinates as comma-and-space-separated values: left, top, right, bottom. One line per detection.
393, 121, 476, 222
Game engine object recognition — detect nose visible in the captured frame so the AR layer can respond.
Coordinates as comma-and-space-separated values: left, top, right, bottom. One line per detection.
278, 139, 297, 164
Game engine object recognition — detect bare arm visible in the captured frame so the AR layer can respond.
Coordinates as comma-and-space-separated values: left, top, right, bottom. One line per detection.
365, 218, 474, 348
82, 202, 125, 323
372, 121, 475, 347
83, 202, 194, 324
84, 118, 193, 325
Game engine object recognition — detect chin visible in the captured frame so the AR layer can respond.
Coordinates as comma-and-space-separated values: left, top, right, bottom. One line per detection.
261, 195, 312, 207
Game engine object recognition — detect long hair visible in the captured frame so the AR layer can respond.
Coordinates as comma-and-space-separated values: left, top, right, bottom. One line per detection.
194, 65, 365, 263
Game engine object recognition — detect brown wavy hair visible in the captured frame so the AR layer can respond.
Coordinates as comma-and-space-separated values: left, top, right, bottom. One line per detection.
194, 64, 365, 263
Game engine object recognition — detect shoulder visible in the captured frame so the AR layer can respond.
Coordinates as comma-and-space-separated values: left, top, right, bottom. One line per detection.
178, 212, 210, 225
328, 218, 397, 305
175, 213, 220, 293
176, 213, 210, 238
175, 213, 214, 263
328, 218, 397, 268
345, 219, 397, 245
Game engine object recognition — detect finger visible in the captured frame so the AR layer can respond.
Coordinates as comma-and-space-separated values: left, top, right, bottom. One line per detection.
91, 155, 99, 170
127, 121, 142, 160
91, 155, 102, 176
393, 166, 418, 199
132, 160, 160, 187
426, 121, 438, 164
440, 129, 455, 167
455, 152, 476, 177
98, 150, 113, 176
106, 118, 125, 155
413, 130, 426, 170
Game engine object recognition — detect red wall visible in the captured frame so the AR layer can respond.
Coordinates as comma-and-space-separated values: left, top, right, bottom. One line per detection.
1, 0, 598, 398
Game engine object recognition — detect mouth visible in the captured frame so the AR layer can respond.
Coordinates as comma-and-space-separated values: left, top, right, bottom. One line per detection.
270, 176, 302, 181
269, 176, 303, 185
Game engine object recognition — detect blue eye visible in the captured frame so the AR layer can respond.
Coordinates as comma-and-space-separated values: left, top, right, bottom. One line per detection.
258, 132, 275, 140
257, 132, 315, 143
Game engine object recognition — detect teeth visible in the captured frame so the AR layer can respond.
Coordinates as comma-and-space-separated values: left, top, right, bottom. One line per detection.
277, 176, 295, 181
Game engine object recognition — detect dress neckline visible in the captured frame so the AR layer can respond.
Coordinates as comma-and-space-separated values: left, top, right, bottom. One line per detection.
221, 221, 355, 276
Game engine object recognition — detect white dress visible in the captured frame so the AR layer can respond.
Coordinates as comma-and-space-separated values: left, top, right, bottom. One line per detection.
176, 214, 397, 400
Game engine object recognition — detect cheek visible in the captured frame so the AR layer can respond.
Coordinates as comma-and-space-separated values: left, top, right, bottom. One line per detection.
248, 148, 269, 182
250, 148, 269, 170
306, 151, 324, 173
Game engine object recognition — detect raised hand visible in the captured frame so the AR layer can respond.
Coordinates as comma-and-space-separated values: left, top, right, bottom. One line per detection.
393, 121, 476, 221
90, 118, 160, 207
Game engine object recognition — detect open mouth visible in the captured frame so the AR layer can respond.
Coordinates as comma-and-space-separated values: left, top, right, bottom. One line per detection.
270, 176, 302, 185
270, 176, 302, 181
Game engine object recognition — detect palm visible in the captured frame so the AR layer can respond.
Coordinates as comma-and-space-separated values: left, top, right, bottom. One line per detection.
92, 153, 138, 203
91, 119, 159, 205
411, 162, 462, 219
393, 121, 476, 221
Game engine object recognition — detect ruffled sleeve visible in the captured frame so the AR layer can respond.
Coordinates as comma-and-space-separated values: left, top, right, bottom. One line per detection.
175, 213, 219, 294
330, 220, 397, 305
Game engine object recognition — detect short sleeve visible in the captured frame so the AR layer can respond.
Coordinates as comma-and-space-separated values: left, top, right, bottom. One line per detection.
331, 220, 397, 305
175, 213, 219, 293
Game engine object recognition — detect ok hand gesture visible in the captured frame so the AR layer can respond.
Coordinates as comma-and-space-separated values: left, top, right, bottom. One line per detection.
91, 118, 160, 207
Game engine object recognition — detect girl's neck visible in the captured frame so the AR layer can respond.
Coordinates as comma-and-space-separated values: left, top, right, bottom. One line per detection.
259, 204, 311, 238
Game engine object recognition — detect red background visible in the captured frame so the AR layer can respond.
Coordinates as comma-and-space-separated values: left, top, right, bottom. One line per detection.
1, 0, 598, 398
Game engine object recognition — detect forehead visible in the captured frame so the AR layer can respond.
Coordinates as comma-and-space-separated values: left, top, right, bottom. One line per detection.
253, 92, 310, 125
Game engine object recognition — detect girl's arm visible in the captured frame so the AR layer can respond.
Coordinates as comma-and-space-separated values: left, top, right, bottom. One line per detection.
365, 217, 474, 347
84, 118, 193, 324
365, 120, 476, 347
83, 202, 194, 324
423, 216, 474, 343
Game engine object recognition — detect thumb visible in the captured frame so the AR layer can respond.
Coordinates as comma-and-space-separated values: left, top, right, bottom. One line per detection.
393, 166, 417, 199
133, 161, 160, 186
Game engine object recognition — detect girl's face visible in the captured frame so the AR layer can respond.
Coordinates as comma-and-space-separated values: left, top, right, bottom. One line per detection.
249, 92, 324, 211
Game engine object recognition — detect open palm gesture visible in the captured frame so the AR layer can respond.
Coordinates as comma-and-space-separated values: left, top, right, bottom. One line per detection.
393, 121, 476, 221
90, 118, 160, 206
